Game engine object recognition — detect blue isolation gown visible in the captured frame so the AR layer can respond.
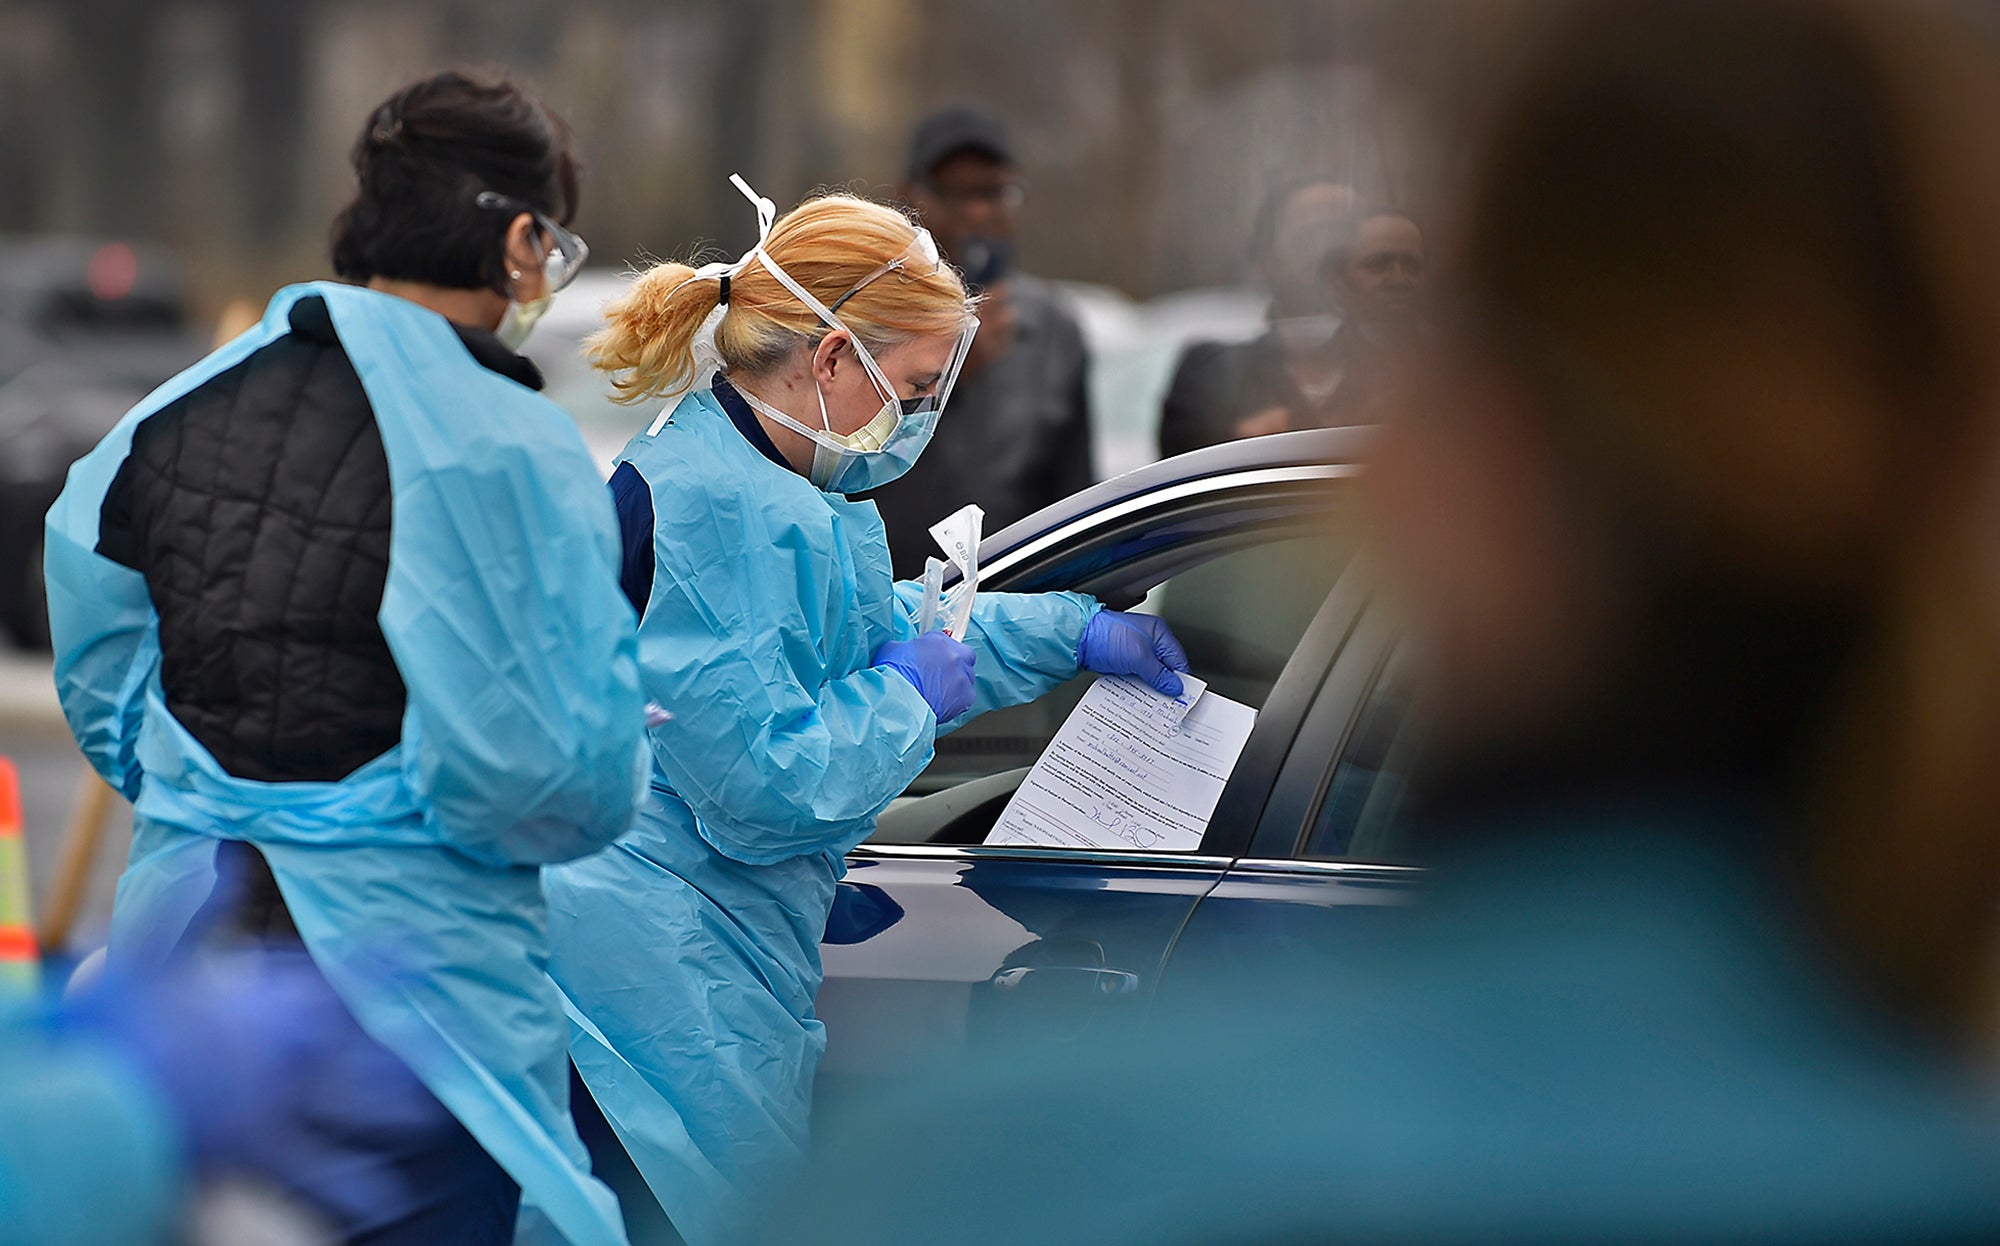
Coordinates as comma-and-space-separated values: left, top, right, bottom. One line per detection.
546, 385, 1099, 1246
44, 282, 647, 1246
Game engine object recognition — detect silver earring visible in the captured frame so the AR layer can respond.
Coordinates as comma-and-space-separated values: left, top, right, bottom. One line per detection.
509, 270, 523, 281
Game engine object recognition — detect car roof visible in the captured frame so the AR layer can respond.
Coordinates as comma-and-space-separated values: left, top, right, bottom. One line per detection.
976, 426, 1371, 565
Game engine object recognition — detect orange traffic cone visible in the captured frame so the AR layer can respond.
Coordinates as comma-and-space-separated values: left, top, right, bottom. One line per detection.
0, 756, 39, 994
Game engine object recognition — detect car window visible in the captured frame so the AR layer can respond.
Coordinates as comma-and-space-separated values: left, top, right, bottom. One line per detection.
1303, 650, 1421, 862
874, 528, 1350, 846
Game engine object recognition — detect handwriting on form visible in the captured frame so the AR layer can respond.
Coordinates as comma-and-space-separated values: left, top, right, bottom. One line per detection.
985, 674, 1256, 853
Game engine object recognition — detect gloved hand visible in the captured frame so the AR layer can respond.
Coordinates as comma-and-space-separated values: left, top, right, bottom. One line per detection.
874, 631, 977, 723
62, 950, 449, 1225
1077, 610, 1191, 696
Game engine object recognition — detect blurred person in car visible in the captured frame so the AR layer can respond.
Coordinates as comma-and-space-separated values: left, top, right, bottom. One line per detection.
1337, 206, 1426, 350
866, 105, 1094, 578
767, 0, 2000, 1241
1160, 182, 1426, 456
42, 70, 643, 1246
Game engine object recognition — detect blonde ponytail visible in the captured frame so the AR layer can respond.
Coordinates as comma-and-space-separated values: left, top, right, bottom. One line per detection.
590, 191, 971, 407
586, 263, 724, 405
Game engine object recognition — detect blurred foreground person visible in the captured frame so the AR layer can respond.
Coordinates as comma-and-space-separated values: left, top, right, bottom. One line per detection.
43, 71, 643, 1245
3, 954, 448, 1246
867, 106, 1093, 578
548, 178, 1186, 1246
770, 1, 2000, 1242
1161, 181, 1419, 455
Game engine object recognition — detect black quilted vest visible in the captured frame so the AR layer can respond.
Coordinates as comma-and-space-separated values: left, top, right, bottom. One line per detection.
96, 294, 542, 785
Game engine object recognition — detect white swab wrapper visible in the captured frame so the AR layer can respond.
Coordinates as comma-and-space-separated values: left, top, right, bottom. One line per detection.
929, 505, 984, 638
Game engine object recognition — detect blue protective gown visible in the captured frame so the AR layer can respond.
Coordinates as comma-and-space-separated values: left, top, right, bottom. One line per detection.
546, 386, 1099, 1246
44, 283, 647, 1246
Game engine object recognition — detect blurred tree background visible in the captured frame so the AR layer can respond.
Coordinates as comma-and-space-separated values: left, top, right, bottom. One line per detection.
0, 0, 1430, 315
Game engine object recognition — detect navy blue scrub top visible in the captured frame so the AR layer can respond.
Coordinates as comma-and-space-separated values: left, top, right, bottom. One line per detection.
610, 378, 791, 618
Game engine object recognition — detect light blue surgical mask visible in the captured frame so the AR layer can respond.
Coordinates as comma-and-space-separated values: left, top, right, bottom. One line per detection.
735, 373, 945, 494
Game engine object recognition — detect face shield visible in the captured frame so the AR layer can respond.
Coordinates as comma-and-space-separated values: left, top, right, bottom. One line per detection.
719, 174, 980, 493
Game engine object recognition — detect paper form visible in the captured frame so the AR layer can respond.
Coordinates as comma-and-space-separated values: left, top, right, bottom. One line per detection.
984, 675, 1257, 853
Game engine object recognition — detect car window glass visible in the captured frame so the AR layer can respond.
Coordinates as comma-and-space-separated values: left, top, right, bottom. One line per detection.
1304, 651, 1421, 861
875, 530, 1349, 847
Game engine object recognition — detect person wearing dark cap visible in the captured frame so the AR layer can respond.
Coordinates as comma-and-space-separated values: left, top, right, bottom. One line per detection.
869, 105, 1094, 579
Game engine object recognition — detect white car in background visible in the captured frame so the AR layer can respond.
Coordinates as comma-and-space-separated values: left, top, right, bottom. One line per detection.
1054, 281, 1265, 479
527, 269, 1268, 483
528, 270, 646, 476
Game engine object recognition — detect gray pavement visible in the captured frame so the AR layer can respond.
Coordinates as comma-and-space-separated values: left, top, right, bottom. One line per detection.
0, 653, 131, 953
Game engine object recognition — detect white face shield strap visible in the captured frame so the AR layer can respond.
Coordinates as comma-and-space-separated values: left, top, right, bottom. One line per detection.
645, 176, 779, 435
655, 172, 782, 311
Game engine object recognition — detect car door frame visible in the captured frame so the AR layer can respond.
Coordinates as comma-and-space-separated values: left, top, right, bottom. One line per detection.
817, 450, 1373, 1099
848, 451, 1372, 869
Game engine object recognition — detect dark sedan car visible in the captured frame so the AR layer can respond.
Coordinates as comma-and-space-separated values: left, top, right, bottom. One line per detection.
0, 237, 205, 647
813, 428, 1420, 1117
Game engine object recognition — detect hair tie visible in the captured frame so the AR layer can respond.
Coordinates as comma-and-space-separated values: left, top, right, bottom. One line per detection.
659, 178, 775, 308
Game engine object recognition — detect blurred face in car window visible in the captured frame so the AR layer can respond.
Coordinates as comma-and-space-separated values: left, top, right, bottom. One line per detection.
1333, 213, 1425, 338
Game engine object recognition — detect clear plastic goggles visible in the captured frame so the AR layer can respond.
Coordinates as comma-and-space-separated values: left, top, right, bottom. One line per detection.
475, 191, 590, 292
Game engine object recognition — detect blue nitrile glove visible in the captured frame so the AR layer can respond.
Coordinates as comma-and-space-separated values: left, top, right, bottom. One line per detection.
1077, 610, 1191, 696
62, 950, 449, 1227
874, 630, 977, 723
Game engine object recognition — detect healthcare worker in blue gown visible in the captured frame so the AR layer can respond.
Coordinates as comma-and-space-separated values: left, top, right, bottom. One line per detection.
44, 72, 644, 1246
544, 178, 1189, 1246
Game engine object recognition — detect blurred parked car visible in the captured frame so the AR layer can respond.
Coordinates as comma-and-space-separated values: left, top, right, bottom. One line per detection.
530, 269, 643, 476
0, 237, 204, 648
